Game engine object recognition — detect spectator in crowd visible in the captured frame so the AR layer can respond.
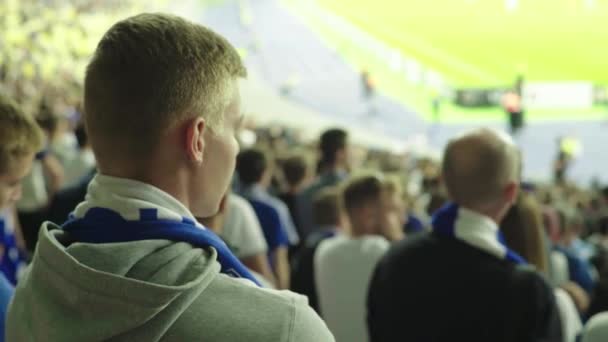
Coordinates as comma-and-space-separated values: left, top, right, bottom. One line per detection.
403, 194, 427, 235
197, 194, 275, 288
426, 185, 449, 217
502, 89, 524, 136
554, 206, 596, 294
544, 204, 563, 246
502, 193, 551, 273
316, 174, 405, 342
236, 148, 296, 289
554, 138, 573, 185
502, 193, 584, 342
566, 210, 596, 263
7, 13, 333, 341
45, 124, 96, 227
17, 108, 65, 252
221, 193, 276, 286
587, 216, 608, 318
297, 128, 350, 239
360, 69, 375, 100
63, 123, 96, 188
538, 199, 575, 288
291, 187, 346, 313
237, 148, 300, 246
367, 128, 562, 341
36, 104, 74, 170
278, 151, 313, 242
0, 94, 44, 341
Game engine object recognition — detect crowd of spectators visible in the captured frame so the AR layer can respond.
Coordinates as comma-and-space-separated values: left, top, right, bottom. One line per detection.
2, 4, 608, 342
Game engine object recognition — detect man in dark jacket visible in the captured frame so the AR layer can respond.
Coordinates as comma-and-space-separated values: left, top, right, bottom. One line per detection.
367, 128, 562, 342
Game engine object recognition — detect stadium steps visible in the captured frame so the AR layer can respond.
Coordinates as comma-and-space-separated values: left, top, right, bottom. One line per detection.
200, 0, 608, 183
202, 0, 427, 140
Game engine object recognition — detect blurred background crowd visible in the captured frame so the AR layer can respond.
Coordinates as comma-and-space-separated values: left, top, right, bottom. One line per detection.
2, 0, 608, 341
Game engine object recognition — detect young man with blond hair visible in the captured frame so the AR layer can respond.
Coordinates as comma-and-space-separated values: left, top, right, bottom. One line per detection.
368, 128, 561, 341
7, 13, 333, 341
315, 173, 405, 342
0, 96, 44, 218
0, 94, 44, 341
291, 187, 347, 313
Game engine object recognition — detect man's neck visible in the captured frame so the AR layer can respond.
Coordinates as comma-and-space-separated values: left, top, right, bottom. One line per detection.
99, 164, 191, 211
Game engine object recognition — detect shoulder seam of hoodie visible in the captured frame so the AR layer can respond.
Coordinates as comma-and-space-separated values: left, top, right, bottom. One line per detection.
287, 295, 298, 342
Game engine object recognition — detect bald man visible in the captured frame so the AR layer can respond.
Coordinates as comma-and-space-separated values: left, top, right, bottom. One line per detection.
367, 128, 562, 342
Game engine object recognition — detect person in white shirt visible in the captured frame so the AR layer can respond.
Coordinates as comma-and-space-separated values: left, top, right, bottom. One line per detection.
198, 194, 275, 288
582, 312, 608, 342
315, 174, 405, 342
221, 193, 275, 285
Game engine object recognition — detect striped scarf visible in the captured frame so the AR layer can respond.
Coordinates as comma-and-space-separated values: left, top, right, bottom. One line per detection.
62, 175, 261, 286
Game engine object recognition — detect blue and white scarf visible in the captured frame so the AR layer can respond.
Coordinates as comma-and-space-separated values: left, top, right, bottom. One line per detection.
62, 175, 261, 286
432, 203, 526, 264
0, 208, 27, 285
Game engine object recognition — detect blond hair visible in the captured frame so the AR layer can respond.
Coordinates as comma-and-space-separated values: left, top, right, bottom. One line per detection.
0, 95, 44, 174
502, 194, 549, 274
84, 13, 246, 165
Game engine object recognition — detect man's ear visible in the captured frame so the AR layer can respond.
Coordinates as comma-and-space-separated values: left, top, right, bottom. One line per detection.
185, 117, 206, 164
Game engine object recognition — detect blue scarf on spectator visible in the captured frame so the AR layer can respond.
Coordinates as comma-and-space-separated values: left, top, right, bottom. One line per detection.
432, 203, 526, 264
62, 175, 261, 286
0, 209, 27, 285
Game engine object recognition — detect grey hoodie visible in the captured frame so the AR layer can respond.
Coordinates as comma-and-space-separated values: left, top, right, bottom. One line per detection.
7, 224, 334, 341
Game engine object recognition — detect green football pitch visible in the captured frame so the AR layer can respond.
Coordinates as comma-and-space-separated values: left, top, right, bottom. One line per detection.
317, 0, 608, 87
286, 0, 608, 121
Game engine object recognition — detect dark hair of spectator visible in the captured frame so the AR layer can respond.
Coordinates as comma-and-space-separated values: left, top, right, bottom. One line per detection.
319, 128, 347, 169
501, 194, 549, 274
312, 187, 342, 227
282, 153, 309, 187
236, 148, 268, 186
342, 174, 383, 216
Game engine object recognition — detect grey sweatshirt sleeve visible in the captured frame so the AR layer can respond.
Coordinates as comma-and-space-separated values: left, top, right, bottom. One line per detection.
290, 300, 335, 342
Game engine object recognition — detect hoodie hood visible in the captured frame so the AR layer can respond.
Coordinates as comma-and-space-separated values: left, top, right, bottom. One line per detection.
8, 223, 220, 341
